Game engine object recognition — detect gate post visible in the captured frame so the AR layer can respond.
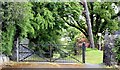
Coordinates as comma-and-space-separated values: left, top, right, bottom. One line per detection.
49, 44, 52, 62
82, 42, 86, 63
103, 29, 117, 66
16, 38, 19, 62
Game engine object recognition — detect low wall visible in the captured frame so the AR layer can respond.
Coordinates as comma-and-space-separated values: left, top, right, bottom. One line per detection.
0, 54, 9, 66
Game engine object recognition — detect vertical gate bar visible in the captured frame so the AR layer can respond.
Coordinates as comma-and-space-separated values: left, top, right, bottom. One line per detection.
49, 45, 52, 62
16, 38, 19, 62
82, 42, 86, 63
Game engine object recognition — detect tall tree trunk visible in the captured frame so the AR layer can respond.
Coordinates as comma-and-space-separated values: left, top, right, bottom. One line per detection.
83, 0, 95, 48
0, 2, 2, 55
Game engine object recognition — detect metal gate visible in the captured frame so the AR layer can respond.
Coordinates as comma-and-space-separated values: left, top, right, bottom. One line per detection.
17, 43, 86, 63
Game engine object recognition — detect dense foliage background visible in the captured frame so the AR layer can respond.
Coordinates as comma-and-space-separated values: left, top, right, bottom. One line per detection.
0, 2, 120, 63
114, 36, 120, 64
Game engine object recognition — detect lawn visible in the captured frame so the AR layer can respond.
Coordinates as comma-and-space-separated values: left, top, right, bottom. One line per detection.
85, 48, 103, 64
25, 48, 103, 64
59, 48, 103, 64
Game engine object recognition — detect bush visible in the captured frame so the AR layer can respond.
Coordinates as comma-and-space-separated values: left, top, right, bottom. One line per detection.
114, 36, 120, 64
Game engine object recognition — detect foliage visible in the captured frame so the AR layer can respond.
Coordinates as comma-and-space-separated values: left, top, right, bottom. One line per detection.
88, 2, 118, 46
57, 2, 86, 36
28, 2, 83, 45
1, 2, 119, 55
55, 2, 119, 46
1, 2, 34, 55
114, 36, 120, 61
1, 2, 83, 55
25, 2, 83, 57
28, 2, 65, 44
61, 26, 81, 44
91, 2, 118, 34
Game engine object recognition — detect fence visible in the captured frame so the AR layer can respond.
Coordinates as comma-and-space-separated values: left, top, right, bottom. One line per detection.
11, 40, 86, 63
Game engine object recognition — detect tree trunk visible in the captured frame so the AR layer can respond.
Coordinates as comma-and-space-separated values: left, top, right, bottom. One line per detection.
83, 0, 95, 48
0, 2, 2, 55
118, 60, 120, 65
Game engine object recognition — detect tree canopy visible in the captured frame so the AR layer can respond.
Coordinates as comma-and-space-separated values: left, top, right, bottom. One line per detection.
1, 2, 120, 55
1, 2, 34, 55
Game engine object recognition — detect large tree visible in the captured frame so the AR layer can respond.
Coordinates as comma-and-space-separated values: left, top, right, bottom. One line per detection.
27, 2, 67, 44
57, 2, 119, 46
1, 2, 119, 55
88, 2, 118, 44
1, 2, 34, 55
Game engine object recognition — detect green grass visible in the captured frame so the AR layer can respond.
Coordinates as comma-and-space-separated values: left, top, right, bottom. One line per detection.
25, 48, 103, 64
64, 48, 103, 64
85, 48, 103, 64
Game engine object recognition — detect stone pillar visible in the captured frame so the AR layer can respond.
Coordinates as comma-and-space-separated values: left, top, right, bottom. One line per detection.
103, 29, 111, 66
103, 29, 117, 66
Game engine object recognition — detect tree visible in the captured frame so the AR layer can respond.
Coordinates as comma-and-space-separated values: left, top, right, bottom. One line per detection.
26, 2, 67, 58
2, 2, 118, 55
88, 2, 118, 45
28, 2, 66, 44
1, 2, 80, 56
83, 0, 95, 48
1, 2, 34, 55
57, 2, 119, 47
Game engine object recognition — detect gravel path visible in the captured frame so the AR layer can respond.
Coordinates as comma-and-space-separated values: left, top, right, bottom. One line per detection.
1, 62, 104, 68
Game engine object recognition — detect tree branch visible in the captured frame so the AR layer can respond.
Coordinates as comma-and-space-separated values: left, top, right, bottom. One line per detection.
99, 19, 109, 33
69, 15, 88, 35
94, 15, 101, 35
76, 21, 88, 35
69, 16, 88, 38
79, 2, 84, 6
62, 17, 88, 37
90, 3, 94, 28
111, 11, 120, 19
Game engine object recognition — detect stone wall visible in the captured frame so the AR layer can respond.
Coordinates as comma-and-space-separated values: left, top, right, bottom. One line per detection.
0, 54, 9, 65
103, 31, 117, 66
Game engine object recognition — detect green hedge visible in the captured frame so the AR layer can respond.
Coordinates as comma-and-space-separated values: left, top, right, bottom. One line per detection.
114, 36, 120, 64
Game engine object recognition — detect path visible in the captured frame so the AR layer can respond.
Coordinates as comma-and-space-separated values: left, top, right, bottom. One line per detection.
1, 62, 105, 69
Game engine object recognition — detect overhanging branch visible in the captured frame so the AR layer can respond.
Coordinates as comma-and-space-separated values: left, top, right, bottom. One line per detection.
68, 15, 88, 36
111, 11, 120, 19
62, 17, 88, 37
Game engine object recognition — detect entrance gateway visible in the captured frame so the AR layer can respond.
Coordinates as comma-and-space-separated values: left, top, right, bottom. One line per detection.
10, 33, 116, 66
11, 38, 86, 63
